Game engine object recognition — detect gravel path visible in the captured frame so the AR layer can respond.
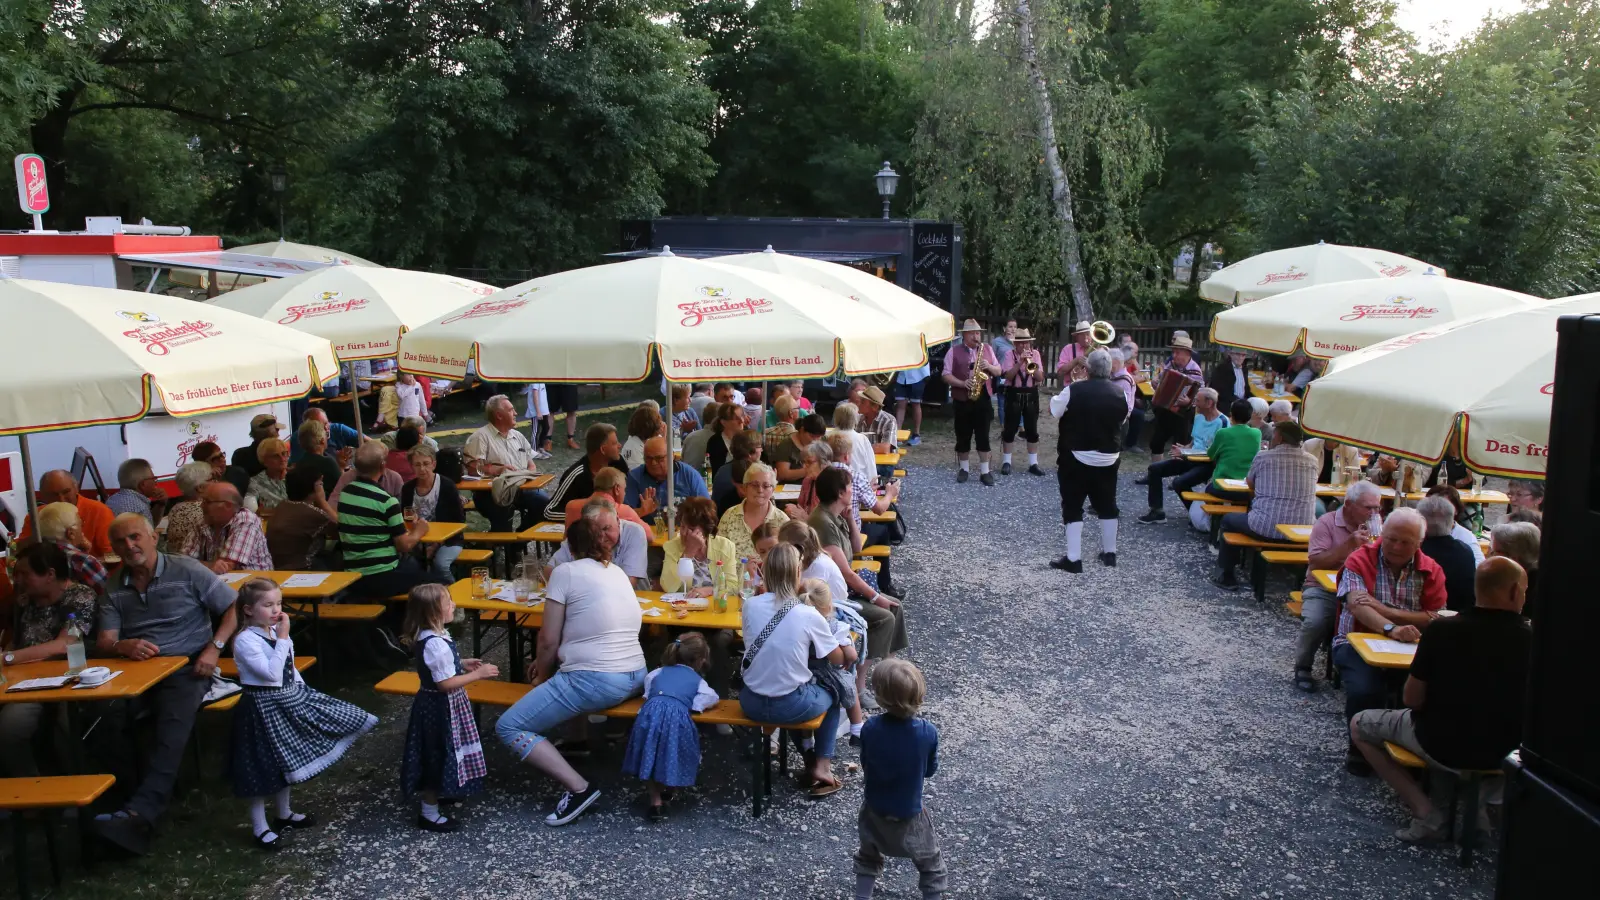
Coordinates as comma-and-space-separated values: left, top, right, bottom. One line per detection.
261, 409, 1496, 899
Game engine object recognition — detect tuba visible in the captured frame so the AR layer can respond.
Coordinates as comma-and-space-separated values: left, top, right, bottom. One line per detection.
1090, 320, 1116, 349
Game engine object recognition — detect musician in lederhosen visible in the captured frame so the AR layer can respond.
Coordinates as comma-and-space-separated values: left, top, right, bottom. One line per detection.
998, 328, 1045, 477
941, 319, 1003, 486
1048, 349, 1132, 573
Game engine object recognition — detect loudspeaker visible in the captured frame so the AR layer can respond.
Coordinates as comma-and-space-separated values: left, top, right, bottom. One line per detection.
1518, 313, 1600, 801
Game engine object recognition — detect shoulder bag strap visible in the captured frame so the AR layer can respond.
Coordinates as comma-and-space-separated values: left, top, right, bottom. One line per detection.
740, 602, 796, 673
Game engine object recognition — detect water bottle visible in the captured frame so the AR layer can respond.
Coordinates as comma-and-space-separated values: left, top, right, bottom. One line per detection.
740, 557, 757, 600
713, 560, 728, 613
65, 614, 87, 676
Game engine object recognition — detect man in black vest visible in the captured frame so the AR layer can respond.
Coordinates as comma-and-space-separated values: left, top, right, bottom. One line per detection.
1048, 348, 1132, 572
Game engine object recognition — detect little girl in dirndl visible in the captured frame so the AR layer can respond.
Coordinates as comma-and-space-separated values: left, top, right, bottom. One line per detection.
621, 632, 718, 821
400, 584, 499, 832
228, 579, 377, 849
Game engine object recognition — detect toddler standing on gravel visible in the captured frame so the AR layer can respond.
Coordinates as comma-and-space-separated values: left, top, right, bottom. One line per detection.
854, 658, 945, 900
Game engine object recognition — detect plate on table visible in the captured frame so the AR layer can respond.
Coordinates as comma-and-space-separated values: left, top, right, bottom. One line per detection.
656, 592, 709, 610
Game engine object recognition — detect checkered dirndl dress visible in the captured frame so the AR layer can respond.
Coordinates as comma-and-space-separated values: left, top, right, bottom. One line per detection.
400, 634, 486, 799
229, 644, 378, 798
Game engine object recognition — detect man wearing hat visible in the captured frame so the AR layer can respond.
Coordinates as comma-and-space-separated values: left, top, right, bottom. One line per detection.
231, 414, 284, 479
941, 319, 1002, 485
857, 385, 900, 478
1148, 334, 1205, 454
1048, 348, 1132, 572
999, 328, 1046, 476
1055, 320, 1094, 383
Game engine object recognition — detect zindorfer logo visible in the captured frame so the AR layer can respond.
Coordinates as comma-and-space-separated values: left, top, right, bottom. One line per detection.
278, 292, 370, 324
1257, 266, 1308, 285
120, 319, 221, 356
1339, 295, 1439, 321
440, 299, 529, 325
679, 296, 774, 327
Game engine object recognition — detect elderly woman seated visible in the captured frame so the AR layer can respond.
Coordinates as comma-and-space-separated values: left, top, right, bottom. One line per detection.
1489, 521, 1541, 620
164, 461, 215, 556
34, 501, 108, 592
246, 437, 292, 512
829, 401, 878, 496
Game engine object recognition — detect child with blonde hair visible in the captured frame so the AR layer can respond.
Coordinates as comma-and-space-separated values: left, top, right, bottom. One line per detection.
855, 658, 944, 900
622, 632, 719, 822
801, 578, 859, 734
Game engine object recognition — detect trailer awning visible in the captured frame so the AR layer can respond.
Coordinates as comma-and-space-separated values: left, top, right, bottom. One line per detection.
117, 250, 339, 278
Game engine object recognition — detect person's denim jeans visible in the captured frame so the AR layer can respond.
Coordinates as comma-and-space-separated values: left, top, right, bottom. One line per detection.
1293, 585, 1338, 673
739, 683, 840, 759
430, 544, 463, 582
1333, 641, 1390, 725
495, 667, 646, 760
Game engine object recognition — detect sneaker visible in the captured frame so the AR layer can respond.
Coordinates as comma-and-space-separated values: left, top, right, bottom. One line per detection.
1027, 464, 1045, 476
1394, 812, 1448, 844
908, 435, 921, 446
1344, 752, 1373, 777
714, 723, 733, 737
544, 786, 602, 827
1000, 461, 1013, 476
979, 472, 996, 486
1048, 556, 1083, 573
956, 469, 969, 484
1138, 510, 1166, 524
859, 684, 879, 711
1099, 552, 1116, 567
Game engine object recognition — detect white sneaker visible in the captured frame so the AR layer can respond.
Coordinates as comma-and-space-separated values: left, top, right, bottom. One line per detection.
715, 724, 733, 736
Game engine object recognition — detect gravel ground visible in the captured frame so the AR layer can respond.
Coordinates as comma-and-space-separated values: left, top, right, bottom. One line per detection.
254, 404, 1496, 899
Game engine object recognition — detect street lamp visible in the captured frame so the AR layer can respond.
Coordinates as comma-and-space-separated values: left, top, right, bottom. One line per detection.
269, 164, 288, 239
875, 161, 899, 220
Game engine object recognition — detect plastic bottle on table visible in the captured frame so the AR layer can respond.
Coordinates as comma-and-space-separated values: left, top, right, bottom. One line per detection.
65, 614, 87, 676
740, 557, 757, 600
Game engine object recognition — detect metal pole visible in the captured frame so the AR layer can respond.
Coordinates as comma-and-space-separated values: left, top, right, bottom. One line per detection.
881, 198, 890, 220
278, 196, 285, 240
662, 378, 674, 539
18, 433, 38, 532
350, 379, 364, 437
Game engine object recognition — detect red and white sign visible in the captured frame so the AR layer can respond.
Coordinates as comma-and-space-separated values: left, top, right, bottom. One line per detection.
440, 298, 530, 325
1256, 266, 1307, 286
14, 153, 49, 215
277, 292, 370, 324
678, 289, 775, 327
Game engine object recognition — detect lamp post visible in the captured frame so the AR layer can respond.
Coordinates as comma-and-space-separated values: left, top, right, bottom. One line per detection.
875, 161, 899, 220
269, 164, 288, 239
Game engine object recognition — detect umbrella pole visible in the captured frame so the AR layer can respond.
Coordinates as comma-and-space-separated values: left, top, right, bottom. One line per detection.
759, 381, 767, 432
350, 383, 364, 437
663, 380, 674, 539
19, 434, 38, 531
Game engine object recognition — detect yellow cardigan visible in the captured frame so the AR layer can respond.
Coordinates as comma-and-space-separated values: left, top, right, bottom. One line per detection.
660, 534, 739, 593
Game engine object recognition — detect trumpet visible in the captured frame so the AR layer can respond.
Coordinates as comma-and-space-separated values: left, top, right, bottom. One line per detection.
1025, 354, 1040, 378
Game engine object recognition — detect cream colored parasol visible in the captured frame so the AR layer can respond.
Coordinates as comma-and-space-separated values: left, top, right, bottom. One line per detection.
1299, 295, 1591, 479
1201, 242, 1444, 306
1210, 274, 1543, 358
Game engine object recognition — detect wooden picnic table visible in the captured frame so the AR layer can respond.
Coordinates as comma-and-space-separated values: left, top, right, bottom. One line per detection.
457, 473, 555, 493
515, 520, 667, 548
1402, 489, 1510, 505
896, 429, 911, 442
1346, 632, 1417, 670
0, 657, 187, 705
1275, 524, 1312, 543
1247, 374, 1301, 404
420, 521, 466, 544
1213, 478, 1396, 500
1137, 380, 1154, 398
230, 570, 363, 600
875, 452, 902, 466
1313, 569, 1338, 592
861, 509, 897, 524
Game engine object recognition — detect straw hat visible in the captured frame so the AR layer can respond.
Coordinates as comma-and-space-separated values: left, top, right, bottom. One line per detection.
1012, 328, 1034, 342
959, 318, 983, 333
1071, 320, 1092, 334
1170, 335, 1195, 351
862, 385, 887, 406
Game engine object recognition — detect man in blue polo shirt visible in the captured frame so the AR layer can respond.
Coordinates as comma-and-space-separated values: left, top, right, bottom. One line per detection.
624, 436, 707, 524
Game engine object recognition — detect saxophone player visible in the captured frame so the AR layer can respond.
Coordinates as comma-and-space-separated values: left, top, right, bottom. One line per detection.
942, 318, 1003, 485
999, 328, 1045, 476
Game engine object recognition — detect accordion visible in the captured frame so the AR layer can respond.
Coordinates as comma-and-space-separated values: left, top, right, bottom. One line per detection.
1151, 368, 1197, 412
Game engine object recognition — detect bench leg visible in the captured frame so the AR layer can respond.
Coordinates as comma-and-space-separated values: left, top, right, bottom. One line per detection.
13, 813, 29, 900
43, 813, 59, 886
470, 610, 483, 658
750, 730, 768, 818
1250, 552, 1267, 604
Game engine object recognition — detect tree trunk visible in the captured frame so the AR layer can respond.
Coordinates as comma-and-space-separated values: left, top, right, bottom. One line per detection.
1186, 239, 1205, 296
1014, 0, 1094, 332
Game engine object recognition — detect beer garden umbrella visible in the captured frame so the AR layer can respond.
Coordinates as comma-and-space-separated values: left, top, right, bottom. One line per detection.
170, 239, 381, 291
1209, 274, 1544, 358
0, 279, 339, 522
1299, 294, 1589, 479
712, 248, 957, 347
398, 253, 931, 531
1200, 242, 1445, 306
208, 267, 495, 431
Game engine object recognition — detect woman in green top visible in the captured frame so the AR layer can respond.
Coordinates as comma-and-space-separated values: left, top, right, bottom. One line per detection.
1207, 399, 1261, 500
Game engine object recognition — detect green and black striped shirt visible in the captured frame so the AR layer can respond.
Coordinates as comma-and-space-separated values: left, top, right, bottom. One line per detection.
337, 478, 404, 575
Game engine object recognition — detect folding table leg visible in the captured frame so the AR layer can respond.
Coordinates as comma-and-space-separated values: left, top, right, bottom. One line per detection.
14, 814, 30, 900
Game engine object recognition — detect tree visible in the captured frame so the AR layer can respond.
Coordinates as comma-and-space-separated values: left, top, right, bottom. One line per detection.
912, 0, 1163, 324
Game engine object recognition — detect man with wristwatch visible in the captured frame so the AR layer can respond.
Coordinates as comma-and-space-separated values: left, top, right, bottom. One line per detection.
1328, 508, 1448, 776
90, 513, 239, 854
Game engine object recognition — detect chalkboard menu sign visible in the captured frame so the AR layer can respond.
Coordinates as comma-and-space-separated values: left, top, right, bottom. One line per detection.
618, 220, 652, 252
910, 223, 955, 310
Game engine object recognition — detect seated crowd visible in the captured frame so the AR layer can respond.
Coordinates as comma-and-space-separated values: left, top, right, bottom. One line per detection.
0, 381, 917, 856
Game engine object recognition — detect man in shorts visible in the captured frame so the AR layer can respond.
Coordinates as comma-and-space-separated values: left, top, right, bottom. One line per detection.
547, 384, 582, 449
894, 363, 931, 447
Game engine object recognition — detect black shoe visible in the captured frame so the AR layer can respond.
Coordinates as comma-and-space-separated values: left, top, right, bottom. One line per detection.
92, 812, 152, 856
416, 813, 460, 833
1000, 461, 1012, 476
849, 732, 862, 748
252, 828, 281, 850
272, 812, 317, 831
1345, 753, 1373, 777
979, 472, 996, 487
956, 469, 969, 484
1048, 556, 1083, 573
1293, 671, 1317, 694
1209, 572, 1240, 592
659, 789, 676, 804
1027, 464, 1045, 476
1133, 476, 1149, 486
1138, 510, 1166, 524
1099, 552, 1116, 567
544, 786, 602, 827
647, 803, 666, 823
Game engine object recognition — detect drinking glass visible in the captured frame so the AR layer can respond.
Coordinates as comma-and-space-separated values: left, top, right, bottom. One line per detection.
470, 567, 491, 600
403, 505, 417, 524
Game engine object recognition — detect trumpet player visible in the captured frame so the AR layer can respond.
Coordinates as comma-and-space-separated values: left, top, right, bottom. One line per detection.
1055, 320, 1094, 383
942, 318, 1002, 486
999, 328, 1045, 476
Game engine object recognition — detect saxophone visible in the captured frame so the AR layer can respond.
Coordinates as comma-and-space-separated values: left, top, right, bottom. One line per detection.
966, 348, 990, 396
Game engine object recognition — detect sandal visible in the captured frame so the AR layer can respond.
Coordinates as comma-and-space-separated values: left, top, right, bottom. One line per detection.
1293, 671, 1317, 693
807, 777, 843, 798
